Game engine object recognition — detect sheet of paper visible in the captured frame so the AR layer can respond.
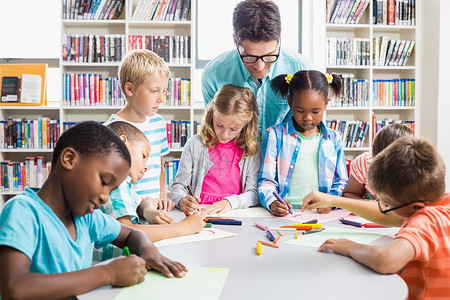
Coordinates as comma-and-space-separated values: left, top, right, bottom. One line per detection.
279, 209, 351, 223
115, 267, 229, 300
204, 206, 273, 218
153, 227, 237, 247
284, 226, 385, 248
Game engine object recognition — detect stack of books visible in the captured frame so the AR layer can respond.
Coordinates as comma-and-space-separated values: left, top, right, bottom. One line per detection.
373, 37, 415, 66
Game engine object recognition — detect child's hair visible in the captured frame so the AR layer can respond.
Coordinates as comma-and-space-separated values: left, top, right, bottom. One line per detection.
271, 70, 342, 103
233, 0, 281, 44
200, 84, 260, 158
52, 121, 131, 167
107, 121, 148, 144
368, 136, 446, 204
118, 49, 170, 94
372, 124, 414, 157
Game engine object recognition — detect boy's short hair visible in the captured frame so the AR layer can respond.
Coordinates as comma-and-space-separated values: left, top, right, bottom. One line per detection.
372, 124, 414, 157
52, 121, 131, 167
233, 0, 281, 44
107, 121, 148, 144
368, 136, 446, 204
118, 49, 170, 94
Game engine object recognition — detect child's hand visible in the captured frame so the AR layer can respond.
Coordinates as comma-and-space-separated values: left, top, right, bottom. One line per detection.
144, 197, 160, 209
139, 246, 188, 278
301, 191, 334, 212
202, 199, 231, 215
270, 200, 292, 217
318, 238, 355, 257
106, 255, 147, 287
143, 209, 174, 224
157, 199, 175, 211
179, 195, 200, 212
180, 211, 206, 234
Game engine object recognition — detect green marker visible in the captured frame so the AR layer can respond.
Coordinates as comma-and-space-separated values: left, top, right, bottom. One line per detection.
204, 223, 212, 228
124, 246, 131, 256
366, 193, 373, 200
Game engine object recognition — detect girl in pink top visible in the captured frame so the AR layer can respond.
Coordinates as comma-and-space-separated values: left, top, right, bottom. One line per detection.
169, 84, 262, 215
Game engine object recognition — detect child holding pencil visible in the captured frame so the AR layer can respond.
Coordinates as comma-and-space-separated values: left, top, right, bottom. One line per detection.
258, 70, 348, 216
0, 122, 186, 299
169, 84, 261, 215
94, 121, 205, 261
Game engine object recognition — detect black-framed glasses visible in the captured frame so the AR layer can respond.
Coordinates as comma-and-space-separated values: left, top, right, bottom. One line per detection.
377, 199, 429, 214
236, 44, 280, 64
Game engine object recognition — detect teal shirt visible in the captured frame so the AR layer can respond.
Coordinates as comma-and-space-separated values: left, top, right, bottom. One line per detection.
0, 187, 120, 274
201, 48, 312, 133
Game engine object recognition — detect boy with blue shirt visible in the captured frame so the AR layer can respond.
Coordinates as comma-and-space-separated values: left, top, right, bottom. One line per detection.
0, 122, 186, 299
201, 0, 312, 133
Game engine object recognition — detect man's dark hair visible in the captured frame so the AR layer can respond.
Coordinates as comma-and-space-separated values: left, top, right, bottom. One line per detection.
233, 0, 281, 44
51, 121, 131, 167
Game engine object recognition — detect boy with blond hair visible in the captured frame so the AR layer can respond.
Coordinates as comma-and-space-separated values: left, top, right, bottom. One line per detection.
318, 136, 450, 300
105, 49, 174, 213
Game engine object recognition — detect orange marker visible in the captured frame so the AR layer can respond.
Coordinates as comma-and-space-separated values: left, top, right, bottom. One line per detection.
295, 232, 299, 239
273, 236, 280, 244
258, 240, 280, 248
281, 225, 313, 230
256, 242, 262, 255
276, 229, 284, 237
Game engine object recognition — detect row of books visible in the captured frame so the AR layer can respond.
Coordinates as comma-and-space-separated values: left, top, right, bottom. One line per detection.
327, 0, 370, 24
163, 78, 191, 107
132, 0, 190, 21
373, 0, 415, 26
327, 120, 370, 148
62, 73, 126, 107
374, 119, 415, 134
0, 119, 60, 150
163, 159, 180, 187
373, 78, 415, 107
63, 0, 125, 20
373, 38, 415, 66
0, 157, 50, 192
62, 34, 126, 63
128, 35, 191, 64
327, 37, 370, 66
166, 120, 201, 149
330, 74, 369, 107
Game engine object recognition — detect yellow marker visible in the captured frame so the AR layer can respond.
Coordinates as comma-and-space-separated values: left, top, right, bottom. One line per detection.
256, 242, 262, 255
293, 224, 322, 229
295, 232, 299, 239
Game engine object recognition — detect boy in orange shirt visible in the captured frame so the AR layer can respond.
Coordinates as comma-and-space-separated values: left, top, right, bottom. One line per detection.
318, 136, 450, 300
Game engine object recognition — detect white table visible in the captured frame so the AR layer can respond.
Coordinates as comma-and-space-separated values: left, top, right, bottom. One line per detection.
78, 209, 408, 300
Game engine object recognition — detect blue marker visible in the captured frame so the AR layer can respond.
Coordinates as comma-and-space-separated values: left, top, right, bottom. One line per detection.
266, 230, 276, 241
339, 219, 362, 227
272, 191, 293, 215
208, 219, 242, 226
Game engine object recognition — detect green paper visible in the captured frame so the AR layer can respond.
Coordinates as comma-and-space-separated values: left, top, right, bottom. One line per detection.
115, 267, 229, 300
285, 226, 384, 248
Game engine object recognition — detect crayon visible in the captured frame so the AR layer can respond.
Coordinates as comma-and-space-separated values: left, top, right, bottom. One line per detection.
302, 219, 318, 224
280, 225, 313, 230
208, 219, 242, 226
204, 218, 234, 222
204, 223, 212, 228
256, 242, 262, 255
266, 230, 275, 241
295, 232, 299, 239
255, 222, 269, 231
273, 236, 280, 244
187, 185, 201, 210
303, 228, 325, 235
258, 240, 280, 248
292, 223, 322, 229
276, 229, 284, 237
184, 211, 191, 217
272, 191, 293, 215
124, 246, 130, 256
270, 227, 296, 231
339, 219, 362, 227
362, 223, 387, 228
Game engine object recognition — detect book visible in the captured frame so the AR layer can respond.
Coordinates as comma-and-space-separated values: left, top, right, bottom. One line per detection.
402, 41, 415, 66
378, 36, 389, 66
1, 77, 20, 103
180, 0, 190, 21
173, 0, 184, 21
20, 74, 42, 104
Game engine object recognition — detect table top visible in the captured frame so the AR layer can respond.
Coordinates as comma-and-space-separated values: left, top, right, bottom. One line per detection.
78, 209, 408, 300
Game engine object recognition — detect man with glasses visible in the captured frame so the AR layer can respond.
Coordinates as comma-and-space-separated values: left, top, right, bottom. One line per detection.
201, 0, 312, 134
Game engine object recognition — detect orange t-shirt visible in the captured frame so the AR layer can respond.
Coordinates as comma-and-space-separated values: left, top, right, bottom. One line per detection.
396, 193, 450, 300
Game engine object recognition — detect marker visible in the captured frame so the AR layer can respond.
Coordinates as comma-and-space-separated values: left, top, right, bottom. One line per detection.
204, 218, 234, 222
366, 193, 374, 200
258, 240, 280, 248
280, 225, 313, 230
187, 185, 201, 211
256, 242, 262, 255
272, 191, 293, 215
362, 223, 387, 228
184, 211, 191, 217
270, 227, 296, 231
124, 246, 131, 256
276, 229, 284, 237
208, 219, 242, 226
266, 230, 276, 241
273, 236, 281, 244
302, 219, 318, 224
255, 222, 269, 231
204, 223, 212, 228
292, 223, 322, 229
303, 228, 325, 235
295, 232, 299, 239
339, 219, 362, 227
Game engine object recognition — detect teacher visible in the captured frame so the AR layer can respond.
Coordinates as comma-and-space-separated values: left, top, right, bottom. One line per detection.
201, 0, 312, 133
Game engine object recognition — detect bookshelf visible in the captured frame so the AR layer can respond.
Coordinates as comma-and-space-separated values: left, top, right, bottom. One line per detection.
321, 0, 419, 160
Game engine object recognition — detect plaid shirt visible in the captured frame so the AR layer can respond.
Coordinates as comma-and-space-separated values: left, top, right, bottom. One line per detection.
258, 118, 348, 210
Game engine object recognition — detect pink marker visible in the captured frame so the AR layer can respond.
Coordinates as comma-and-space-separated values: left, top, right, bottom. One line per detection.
255, 222, 269, 231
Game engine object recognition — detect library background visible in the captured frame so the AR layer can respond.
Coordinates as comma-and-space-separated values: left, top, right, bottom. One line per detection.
0, 0, 449, 209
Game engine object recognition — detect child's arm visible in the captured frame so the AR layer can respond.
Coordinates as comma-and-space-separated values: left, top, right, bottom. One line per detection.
301, 191, 404, 227
342, 175, 366, 199
138, 198, 174, 224
116, 211, 205, 242
158, 157, 175, 211
0, 245, 147, 299
318, 237, 415, 274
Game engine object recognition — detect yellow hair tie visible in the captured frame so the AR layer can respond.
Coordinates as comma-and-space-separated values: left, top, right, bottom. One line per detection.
326, 74, 333, 84
285, 74, 293, 84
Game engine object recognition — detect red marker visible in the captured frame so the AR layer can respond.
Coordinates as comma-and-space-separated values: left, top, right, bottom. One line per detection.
184, 211, 191, 217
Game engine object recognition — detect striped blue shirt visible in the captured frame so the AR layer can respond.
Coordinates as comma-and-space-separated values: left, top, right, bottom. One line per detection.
258, 118, 348, 210
105, 114, 169, 199
201, 48, 312, 133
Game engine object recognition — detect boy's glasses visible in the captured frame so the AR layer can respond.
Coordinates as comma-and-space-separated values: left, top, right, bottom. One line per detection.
236, 44, 280, 64
377, 198, 430, 214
